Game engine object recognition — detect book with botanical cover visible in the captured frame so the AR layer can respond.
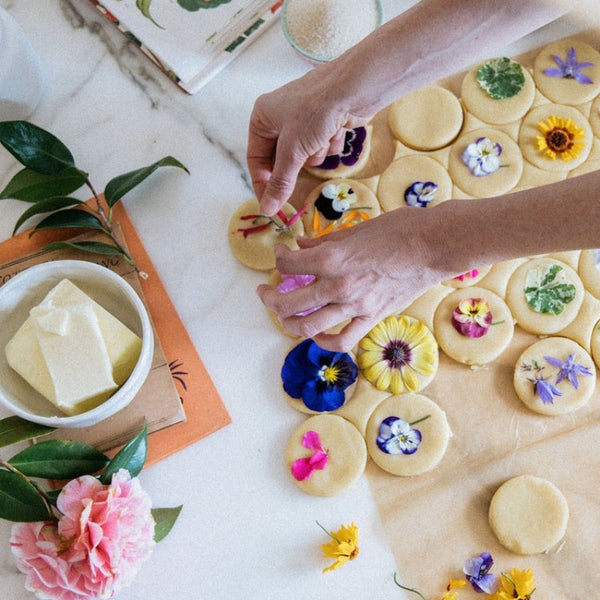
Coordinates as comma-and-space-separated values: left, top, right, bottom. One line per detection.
89, 0, 283, 93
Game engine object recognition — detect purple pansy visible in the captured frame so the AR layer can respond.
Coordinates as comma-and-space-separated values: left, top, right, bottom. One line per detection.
376, 416, 422, 455
404, 181, 438, 207
316, 127, 367, 170
463, 552, 498, 594
544, 353, 593, 389
543, 47, 594, 84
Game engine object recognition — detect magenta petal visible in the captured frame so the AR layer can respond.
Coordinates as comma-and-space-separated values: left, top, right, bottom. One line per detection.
291, 457, 314, 481
309, 450, 329, 471
301, 430, 323, 451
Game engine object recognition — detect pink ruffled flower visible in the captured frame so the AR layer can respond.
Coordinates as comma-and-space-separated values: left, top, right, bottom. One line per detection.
277, 273, 323, 316
10, 469, 155, 600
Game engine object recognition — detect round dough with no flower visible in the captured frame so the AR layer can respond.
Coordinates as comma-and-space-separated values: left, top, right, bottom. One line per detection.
388, 85, 464, 150
578, 249, 600, 300
513, 336, 596, 415
365, 393, 450, 477
489, 475, 569, 555
285, 414, 367, 497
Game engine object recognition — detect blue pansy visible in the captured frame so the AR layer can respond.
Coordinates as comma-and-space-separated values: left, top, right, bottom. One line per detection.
281, 339, 358, 412
317, 127, 367, 170
404, 181, 438, 207
376, 416, 422, 455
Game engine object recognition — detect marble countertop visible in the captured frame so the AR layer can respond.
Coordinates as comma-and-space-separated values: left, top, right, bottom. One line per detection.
0, 2, 595, 599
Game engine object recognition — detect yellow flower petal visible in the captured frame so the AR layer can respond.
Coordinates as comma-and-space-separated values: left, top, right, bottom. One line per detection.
389, 369, 405, 394
400, 366, 420, 392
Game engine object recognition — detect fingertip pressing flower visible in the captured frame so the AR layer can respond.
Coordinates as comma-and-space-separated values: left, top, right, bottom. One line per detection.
318, 521, 359, 573
281, 339, 358, 412
461, 137, 503, 177
544, 353, 593, 389
317, 127, 367, 170
276, 273, 323, 316
291, 430, 329, 481
543, 46, 594, 84
405, 181, 438, 207
463, 552, 498, 594
536, 115, 585, 161
488, 568, 536, 600
452, 298, 493, 338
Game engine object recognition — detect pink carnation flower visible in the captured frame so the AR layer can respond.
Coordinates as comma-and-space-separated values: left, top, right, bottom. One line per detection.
277, 273, 323, 316
10, 469, 155, 600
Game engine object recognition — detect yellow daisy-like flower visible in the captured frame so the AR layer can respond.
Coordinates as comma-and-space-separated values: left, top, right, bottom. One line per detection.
320, 522, 359, 573
536, 115, 585, 161
358, 315, 438, 394
487, 568, 535, 600
442, 578, 467, 600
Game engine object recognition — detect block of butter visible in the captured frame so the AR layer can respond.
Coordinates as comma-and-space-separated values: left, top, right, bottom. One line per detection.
5, 278, 142, 416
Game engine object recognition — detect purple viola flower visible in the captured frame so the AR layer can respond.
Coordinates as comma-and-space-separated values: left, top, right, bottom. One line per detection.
534, 376, 562, 404
316, 127, 367, 170
376, 416, 422, 455
543, 46, 594, 84
544, 353, 593, 389
463, 552, 498, 594
404, 181, 438, 207
461, 137, 502, 177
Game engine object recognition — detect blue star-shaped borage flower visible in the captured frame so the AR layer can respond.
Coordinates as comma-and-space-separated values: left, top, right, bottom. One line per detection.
316, 127, 367, 170
543, 46, 594, 84
544, 353, 593, 389
281, 339, 358, 412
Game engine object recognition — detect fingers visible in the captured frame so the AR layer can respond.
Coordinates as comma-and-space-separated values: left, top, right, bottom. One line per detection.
312, 316, 376, 352
305, 128, 347, 167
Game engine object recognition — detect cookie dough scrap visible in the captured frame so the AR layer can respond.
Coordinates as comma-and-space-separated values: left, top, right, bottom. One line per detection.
513, 336, 596, 416
555, 291, 600, 353
489, 475, 569, 555
285, 414, 367, 497
228, 198, 304, 271
365, 393, 451, 476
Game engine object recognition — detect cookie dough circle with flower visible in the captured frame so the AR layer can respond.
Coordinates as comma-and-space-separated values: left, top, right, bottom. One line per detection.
228, 198, 304, 271
365, 393, 451, 476
505, 257, 584, 335
377, 155, 453, 212
301, 178, 380, 238
533, 39, 600, 105
460, 57, 535, 125
387, 85, 464, 151
285, 414, 367, 497
518, 104, 592, 172
489, 475, 569, 555
304, 125, 373, 180
513, 336, 595, 416
433, 286, 514, 366
358, 315, 439, 395
448, 128, 523, 197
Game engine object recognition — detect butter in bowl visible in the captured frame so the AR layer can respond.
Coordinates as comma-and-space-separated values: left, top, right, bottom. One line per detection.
0, 260, 153, 428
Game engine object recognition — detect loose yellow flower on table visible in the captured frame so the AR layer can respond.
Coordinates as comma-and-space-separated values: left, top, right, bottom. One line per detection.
317, 521, 359, 573
486, 568, 536, 600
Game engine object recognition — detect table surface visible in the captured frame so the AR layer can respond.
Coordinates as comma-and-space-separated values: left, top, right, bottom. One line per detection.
0, 2, 595, 599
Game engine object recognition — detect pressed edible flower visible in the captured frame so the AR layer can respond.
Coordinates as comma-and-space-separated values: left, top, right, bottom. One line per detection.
452, 297, 493, 338
358, 315, 438, 394
276, 273, 322, 316
376, 415, 430, 455
315, 182, 356, 219
521, 360, 562, 405
477, 57, 525, 99
461, 137, 503, 177
404, 181, 438, 207
524, 264, 576, 315
536, 115, 585, 161
543, 46, 594, 84
455, 269, 479, 281
317, 127, 366, 170
236, 208, 305, 237
281, 339, 358, 412
463, 552, 498, 594
487, 568, 536, 600
544, 353, 593, 388
291, 431, 329, 481
318, 521, 359, 573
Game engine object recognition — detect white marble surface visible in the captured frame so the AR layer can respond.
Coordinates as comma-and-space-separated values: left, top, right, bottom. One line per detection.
0, 1, 595, 599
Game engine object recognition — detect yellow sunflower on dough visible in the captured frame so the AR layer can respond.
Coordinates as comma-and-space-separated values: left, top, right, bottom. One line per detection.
536, 115, 585, 161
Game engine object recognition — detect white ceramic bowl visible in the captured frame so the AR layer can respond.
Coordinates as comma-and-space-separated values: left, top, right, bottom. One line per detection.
0, 260, 154, 428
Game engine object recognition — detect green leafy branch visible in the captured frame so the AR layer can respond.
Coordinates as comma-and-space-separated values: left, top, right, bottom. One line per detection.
0, 417, 181, 541
0, 120, 189, 274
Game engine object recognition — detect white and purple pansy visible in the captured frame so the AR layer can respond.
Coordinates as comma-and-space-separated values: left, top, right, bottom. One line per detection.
315, 182, 356, 219
404, 181, 438, 207
461, 137, 503, 177
376, 416, 427, 455
316, 127, 367, 170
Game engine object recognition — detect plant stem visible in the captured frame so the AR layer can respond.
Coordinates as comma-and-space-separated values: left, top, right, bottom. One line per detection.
393, 573, 428, 600
85, 178, 109, 225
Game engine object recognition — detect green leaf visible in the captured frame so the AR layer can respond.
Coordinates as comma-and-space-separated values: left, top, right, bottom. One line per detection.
31, 208, 105, 236
524, 264, 577, 315
0, 470, 51, 521
13, 197, 84, 235
0, 416, 56, 448
135, 0, 164, 27
104, 156, 188, 207
476, 57, 525, 100
0, 166, 88, 202
0, 121, 75, 174
177, 0, 233, 10
100, 423, 147, 484
152, 505, 183, 542
8, 440, 109, 480
43, 240, 126, 257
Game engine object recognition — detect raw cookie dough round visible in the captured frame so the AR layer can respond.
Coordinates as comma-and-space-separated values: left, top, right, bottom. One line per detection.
449, 128, 523, 197
377, 155, 453, 211
513, 336, 596, 415
461, 57, 535, 125
590, 95, 600, 137
285, 414, 367, 497
304, 126, 372, 180
533, 39, 600, 105
302, 178, 380, 238
365, 393, 451, 476
387, 85, 464, 150
518, 104, 593, 172
433, 287, 514, 366
228, 198, 304, 271
506, 257, 584, 335
590, 318, 600, 370
578, 249, 600, 299
489, 475, 569, 555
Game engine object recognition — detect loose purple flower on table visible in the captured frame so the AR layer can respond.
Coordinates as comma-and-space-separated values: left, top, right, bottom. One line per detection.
463, 552, 498, 594
281, 339, 358, 412
461, 137, 503, 177
543, 46, 594, 84
316, 127, 367, 170
377, 416, 426, 455
544, 353, 593, 389
404, 181, 438, 207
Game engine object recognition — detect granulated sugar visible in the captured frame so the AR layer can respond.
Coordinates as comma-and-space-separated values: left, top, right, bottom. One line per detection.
284, 0, 380, 61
